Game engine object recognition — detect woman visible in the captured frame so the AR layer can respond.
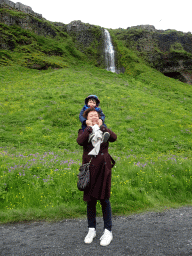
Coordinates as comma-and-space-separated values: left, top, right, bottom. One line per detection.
77, 108, 117, 246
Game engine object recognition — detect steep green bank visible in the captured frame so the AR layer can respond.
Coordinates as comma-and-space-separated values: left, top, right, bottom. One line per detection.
1, 5, 192, 223
0, 63, 192, 223
0, 10, 84, 68
1, 5, 192, 84
0, 8, 105, 69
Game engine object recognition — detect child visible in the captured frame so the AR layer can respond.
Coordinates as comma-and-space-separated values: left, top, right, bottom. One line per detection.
79, 95, 110, 144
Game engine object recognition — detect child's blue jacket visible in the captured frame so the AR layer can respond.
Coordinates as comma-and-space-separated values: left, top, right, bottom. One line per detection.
79, 105, 106, 130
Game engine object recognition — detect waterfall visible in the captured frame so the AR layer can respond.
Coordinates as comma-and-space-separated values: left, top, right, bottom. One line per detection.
104, 29, 116, 73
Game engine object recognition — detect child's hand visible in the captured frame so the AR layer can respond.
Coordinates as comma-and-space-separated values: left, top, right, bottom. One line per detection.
86, 120, 92, 126
98, 119, 103, 126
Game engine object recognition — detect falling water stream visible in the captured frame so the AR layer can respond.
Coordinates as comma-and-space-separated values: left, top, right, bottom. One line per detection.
104, 29, 116, 73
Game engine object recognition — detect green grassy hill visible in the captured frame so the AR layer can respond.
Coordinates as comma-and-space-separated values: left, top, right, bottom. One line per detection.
0, 20, 84, 68
0, 7, 105, 69
0, 7, 192, 223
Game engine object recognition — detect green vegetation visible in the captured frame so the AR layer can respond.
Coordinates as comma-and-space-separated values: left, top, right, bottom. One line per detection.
1, 63, 192, 223
0, 7, 27, 18
111, 27, 192, 75
0, 8, 104, 69
0, 20, 85, 68
0, 8, 192, 223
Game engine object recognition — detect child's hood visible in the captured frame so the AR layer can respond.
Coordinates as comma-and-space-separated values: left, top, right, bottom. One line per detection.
85, 95, 100, 106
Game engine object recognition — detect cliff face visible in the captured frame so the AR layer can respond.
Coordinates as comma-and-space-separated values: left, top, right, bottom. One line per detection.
1, 1, 192, 83
0, 4, 109, 69
0, 1, 123, 71
153, 32, 192, 84
66, 21, 123, 71
0, 0, 42, 18
66, 20, 105, 68
0, 7, 58, 41
114, 25, 192, 84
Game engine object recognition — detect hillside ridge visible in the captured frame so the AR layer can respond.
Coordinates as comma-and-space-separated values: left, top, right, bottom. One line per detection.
0, 0, 42, 18
1, 0, 192, 84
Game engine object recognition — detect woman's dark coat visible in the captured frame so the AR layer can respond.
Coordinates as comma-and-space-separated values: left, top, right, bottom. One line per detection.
77, 126, 117, 202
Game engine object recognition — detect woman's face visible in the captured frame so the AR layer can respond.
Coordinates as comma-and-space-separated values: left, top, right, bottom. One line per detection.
87, 111, 99, 125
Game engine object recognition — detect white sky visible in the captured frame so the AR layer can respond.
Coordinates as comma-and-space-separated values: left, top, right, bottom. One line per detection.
12, 0, 192, 33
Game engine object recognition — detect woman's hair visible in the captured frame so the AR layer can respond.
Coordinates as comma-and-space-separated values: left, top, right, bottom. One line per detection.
83, 108, 101, 119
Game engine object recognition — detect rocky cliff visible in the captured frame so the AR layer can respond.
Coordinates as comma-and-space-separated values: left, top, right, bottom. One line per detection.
0, 2, 59, 41
0, 3, 121, 71
65, 20, 105, 68
113, 25, 192, 84
0, 0, 42, 18
0, 3, 109, 69
1, 1, 192, 84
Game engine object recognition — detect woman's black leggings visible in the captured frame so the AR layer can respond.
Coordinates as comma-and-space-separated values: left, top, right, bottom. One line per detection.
87, 197, 112, 231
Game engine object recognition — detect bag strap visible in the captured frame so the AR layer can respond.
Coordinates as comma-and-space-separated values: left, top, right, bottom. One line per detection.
88, 157, 93, 164
110, 155, 116, 168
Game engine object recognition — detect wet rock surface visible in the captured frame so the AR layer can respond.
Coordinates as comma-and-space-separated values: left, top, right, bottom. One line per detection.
0, 206, 192, 255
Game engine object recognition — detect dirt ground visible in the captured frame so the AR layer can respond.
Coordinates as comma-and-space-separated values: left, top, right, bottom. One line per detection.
1, 206, 192, 255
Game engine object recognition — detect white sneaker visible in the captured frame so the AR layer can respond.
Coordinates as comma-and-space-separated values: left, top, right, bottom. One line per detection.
84, 228, 96, 244
100, 229, 113, 246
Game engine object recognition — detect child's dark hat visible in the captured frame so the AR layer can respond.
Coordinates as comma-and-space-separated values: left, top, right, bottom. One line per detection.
85, 95, 100, 106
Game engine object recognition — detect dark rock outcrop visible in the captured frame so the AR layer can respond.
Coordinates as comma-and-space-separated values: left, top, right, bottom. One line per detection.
0, 6, 62, 50
66, 21, 124, 72
0, 0, 42, 18
121, 25, 192, 84
1, 0, 192, 82
66, 20, 105, 68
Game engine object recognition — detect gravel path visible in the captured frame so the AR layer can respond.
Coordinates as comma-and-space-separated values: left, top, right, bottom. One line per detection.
1, 206, 192, 256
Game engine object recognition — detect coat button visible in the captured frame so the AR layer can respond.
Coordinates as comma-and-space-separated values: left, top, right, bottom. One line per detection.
101, 153, 104, 155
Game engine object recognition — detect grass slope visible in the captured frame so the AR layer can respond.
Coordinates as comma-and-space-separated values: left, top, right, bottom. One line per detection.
0, 9, 192, 223
0, 15, 86, 69
0, 62, 192, 223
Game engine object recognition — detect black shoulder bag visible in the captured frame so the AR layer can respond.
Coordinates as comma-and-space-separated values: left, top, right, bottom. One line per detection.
77, 157, 92, 191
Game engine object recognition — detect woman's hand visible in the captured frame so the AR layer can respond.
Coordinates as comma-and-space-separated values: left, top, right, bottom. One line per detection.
86, 120, 92, 126
92, 119, 100, 126
98, 119, 103, 126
